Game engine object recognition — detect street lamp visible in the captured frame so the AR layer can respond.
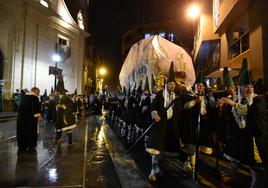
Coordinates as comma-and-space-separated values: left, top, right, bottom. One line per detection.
187, 3, 201, 60
97, 67, 107, 92
99, 67, 107, 76
52, 54, 61, 90
187, 4, 201, 20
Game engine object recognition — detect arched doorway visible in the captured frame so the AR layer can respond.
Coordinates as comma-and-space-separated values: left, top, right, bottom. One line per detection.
0, 50, 4, 112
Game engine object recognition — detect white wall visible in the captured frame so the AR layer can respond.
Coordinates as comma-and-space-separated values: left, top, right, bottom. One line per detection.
0, 0, 88, 98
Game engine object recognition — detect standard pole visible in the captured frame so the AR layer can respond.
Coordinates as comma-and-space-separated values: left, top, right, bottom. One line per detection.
126, 96, 177, 154
54, 61, 57, 91
194, 108, 200, 181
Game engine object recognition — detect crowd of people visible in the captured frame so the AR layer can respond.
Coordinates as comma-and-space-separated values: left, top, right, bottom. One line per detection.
107, 59, 268, 187
14, 58, 268, 187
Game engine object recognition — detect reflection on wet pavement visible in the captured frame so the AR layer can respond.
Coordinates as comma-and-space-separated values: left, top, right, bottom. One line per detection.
0, 115, 122, 187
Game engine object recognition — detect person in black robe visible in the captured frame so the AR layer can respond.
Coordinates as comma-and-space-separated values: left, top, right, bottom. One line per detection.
45, 94, 57, 122
92, 95, 102, 115
138, 76, 152, 130
221, 59, 268, 188
54, 75, 76, 146
17, 87, 43, 154
55, 94, 76, 146
125, 85, 139, 144
218, 67, 254, 184
146, 62, 185, 181
182, 72, 217, 177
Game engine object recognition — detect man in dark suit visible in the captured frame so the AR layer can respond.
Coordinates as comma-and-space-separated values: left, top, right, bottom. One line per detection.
17, 87, 43, 154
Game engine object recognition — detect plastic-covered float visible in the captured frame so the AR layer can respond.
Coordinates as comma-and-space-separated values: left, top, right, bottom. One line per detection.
119, 35, 195, 90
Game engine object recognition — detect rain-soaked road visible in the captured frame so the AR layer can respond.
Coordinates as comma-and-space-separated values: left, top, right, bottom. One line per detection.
0, 112, 149, 188
0, 111, 252, 188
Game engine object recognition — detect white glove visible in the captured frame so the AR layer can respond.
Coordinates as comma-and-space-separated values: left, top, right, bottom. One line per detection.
142, 106, 148, 113
151, 111, 161, 122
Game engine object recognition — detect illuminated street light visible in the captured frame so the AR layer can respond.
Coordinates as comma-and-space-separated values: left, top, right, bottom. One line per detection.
187, 4, 201, 60
99, 67, 107, 76
52, 54, 61, 62
187, 4, 201, 19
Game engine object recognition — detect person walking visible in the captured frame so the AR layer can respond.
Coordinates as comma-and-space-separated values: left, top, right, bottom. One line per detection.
54, 75, 76, 146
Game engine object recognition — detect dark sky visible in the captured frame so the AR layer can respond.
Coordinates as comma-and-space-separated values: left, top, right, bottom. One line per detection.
65, 0, 123, 86
88, 0, 123, 86
65, 0, 193, 88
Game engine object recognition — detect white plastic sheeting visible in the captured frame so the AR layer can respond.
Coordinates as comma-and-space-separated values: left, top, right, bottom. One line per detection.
119, 35, 195, 90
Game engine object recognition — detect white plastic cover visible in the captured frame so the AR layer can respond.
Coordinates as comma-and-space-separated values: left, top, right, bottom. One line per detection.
119, 35, 196, 89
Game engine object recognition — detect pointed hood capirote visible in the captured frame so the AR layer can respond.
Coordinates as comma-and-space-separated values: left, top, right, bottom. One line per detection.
151, 74, 157, 89
239, 58, 251, 86
56, 75, 67, 95
128, 84, 131, 96
223, 67, 234, 88
144, 76, 150, 91
50, 86, 54, 94
43, 89, 48, 98
123, 86, 127, 96
137, 80, 143, 94
195, 72, 204, 84
132, 82, 136, 95
167, 61, 175, 83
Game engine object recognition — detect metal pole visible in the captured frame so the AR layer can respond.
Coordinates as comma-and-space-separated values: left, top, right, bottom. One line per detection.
194, 107, 200, 181
126, 121, 156, 154
54, 61, 57, 91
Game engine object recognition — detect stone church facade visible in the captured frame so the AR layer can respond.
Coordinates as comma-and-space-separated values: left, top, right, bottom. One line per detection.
0, 0, 89, 110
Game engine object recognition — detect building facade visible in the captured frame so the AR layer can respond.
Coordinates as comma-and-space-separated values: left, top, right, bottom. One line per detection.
193, 0, 220, 82
194, 0, 268, 89
0, 0, 89, 111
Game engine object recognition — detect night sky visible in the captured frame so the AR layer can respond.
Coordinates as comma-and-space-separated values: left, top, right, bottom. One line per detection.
65, 0, 193, 88
88, 0, 123, 86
